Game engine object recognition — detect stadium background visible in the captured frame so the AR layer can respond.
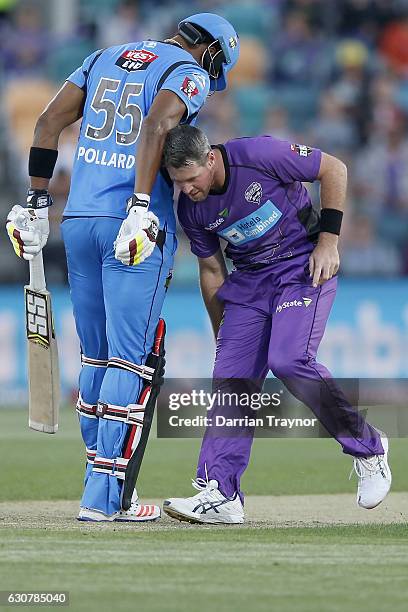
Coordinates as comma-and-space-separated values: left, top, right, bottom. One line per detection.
1, 0, 408, 404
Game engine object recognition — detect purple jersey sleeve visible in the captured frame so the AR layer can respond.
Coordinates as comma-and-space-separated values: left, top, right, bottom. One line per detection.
66, 49, 104, 89
178, 194, 220, 258
254, 136, 322, 184
160, 66, 210, 122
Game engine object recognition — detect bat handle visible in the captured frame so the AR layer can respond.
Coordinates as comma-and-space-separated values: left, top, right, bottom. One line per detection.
29, 252, 46, 292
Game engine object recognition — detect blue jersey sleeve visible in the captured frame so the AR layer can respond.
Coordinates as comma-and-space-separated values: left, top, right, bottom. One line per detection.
178, 194, 220, 258
159, 65, 210, 122
66, 48, 105, 89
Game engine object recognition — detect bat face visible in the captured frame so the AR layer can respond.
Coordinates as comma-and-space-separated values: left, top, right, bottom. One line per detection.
25, 286, 60, 434
26, 289, 51, 348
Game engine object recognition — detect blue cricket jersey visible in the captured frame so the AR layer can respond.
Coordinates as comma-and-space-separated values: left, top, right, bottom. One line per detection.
64, 41, 210, 232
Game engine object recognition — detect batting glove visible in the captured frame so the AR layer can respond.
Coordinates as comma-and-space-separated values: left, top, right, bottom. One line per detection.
6, 204, 50, 261
114, 194, 159, 266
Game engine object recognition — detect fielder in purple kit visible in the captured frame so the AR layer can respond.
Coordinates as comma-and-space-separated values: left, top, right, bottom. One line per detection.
161, 125, 392, 524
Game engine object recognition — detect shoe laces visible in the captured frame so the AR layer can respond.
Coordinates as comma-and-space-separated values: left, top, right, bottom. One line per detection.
350, 454, 386, 480
191, 464, 220, 499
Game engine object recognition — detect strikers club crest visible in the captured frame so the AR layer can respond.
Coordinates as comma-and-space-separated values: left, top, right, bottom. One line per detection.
180, 77, 199, 100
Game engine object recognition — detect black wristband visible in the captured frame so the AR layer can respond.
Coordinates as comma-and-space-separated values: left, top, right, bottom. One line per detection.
320, 208, 343, 236
28, 147, 58, 179
26, 189, 53, 209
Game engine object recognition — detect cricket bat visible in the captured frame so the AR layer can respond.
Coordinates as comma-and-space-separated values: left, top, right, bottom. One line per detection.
25, 252, 60, 433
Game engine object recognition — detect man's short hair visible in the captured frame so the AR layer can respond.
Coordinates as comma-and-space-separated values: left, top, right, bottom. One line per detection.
163, 125, 211, 168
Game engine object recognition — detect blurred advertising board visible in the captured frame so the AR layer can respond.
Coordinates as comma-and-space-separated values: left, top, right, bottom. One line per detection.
1, 279, 408, 405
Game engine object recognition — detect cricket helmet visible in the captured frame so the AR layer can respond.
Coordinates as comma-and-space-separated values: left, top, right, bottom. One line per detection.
178, 12, 239, 92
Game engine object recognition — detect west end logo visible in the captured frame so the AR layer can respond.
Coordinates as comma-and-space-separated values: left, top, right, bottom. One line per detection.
245, 182, 262, 204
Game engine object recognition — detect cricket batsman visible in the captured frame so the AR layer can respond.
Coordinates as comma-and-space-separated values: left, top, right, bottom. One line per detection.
5, 14, 239, 522
162, 125, 392, 524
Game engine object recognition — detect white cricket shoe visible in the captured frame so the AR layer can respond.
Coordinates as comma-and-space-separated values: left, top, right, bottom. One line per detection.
163, 477, 244, 524
351, 432, 392, 509
78, 490, 160, 522
77, 503, 160, 522
115, 501, 160, 522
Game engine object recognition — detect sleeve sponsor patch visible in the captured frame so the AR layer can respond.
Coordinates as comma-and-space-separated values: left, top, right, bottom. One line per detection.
291, 143, 313, 157
115, 49, 158, 72
192, 72, 207, 89
180, 76, 199, 99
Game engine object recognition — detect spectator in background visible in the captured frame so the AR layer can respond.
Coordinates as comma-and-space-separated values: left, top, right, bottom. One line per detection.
97, 0, 146, 49
380, 11, 408, 77
340, 215, 402, 277
198, 92, 238, 143
308, 90, 357, 155
354, 109, 408, 221
370, 73, 399, 130
0, 0, 17, 25
331, 39, 371, 145
1, 3, 49, 78
269, 10, 331, 86
338, 0, 392, 43
264, 106, 295, 142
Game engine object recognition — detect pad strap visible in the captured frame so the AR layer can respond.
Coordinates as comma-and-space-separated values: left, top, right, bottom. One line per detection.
86, 448, 97, 464
81, 355, 108, 368
96, 396, 149, 425
107, 356, 155, 381
92, 456, 129, 480
76, 395, 98, 419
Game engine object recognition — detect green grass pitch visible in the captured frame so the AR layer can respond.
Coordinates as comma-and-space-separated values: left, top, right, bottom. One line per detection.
1, 407, 407, 612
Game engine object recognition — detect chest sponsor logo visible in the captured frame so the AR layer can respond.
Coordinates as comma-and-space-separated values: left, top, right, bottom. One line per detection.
276, 297, 313, 313
181, 76, 199, 99
291, 143, 313, 157
245, 181, 262, 204
115, 49, 158, 72
205, 208, 229, 231
217, 200, 282, 245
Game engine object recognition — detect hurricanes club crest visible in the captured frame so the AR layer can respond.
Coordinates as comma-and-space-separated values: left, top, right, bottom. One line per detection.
245, 182, 262, 204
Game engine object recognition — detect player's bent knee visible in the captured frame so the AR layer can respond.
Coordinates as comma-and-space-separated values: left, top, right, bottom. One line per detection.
269, 356, 306, 379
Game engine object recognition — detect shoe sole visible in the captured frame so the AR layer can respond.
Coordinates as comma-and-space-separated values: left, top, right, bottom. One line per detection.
114, 515, 161, 523
163, 504, 244, 525
77, 516, 115, 522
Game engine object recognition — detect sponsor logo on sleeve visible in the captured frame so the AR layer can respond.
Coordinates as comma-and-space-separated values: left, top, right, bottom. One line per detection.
217, 200, 282, 245
291, 143, 313, 157
115, 49, 158, 72
244, 182, 262, 204
181, 77, 199, 99
192, 72, 207, 89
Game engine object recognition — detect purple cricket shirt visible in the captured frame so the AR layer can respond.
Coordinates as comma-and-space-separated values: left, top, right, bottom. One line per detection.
177, 135, 322, 269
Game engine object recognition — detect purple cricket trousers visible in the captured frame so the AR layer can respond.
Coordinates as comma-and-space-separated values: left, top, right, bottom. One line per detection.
197, 258, 383, 498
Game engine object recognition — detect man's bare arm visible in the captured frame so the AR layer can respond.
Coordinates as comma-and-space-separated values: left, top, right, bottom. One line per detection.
317, 151, 347, 215
134, 90, 187, 196
198, 249, 228, 338
31, 81, 85, 189
309, 152, 347, 287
